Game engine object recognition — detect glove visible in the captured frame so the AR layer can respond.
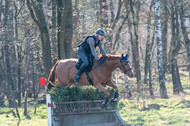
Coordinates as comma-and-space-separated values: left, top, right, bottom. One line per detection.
98, 58, 104, 64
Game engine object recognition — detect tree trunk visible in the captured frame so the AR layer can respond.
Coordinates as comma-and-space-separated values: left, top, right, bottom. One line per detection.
171, 0, 184, 94
113, 12, 129, 50
57, 0, 63, 59
14, 1, 24, 107
125, 74, 132, 99
149, 21, 156, 97
109, 0, 115, 24
154, 0, 168, 98
4, 0, 16, 107
99, 0, 108, 28
24, 89, 29, 116
27, 0, 52, 76
180, 0, 190, 77
129, 0, 141, 92
172, 57, 184, 94
109, 0, 124, 53
51, 0, 57, 56
60, 0, 73, 59
161, 0, 168, 74
127, 15, 135, 76
149, 62, 154, 96
17, 44, 22, 107
144, 0, 153, 84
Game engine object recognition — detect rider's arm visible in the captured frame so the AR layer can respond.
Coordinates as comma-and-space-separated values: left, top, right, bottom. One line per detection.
87, 38, 100, 60
98, 41, 106, 55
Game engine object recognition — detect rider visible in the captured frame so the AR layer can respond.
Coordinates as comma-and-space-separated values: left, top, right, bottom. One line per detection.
74, 29, 107, 83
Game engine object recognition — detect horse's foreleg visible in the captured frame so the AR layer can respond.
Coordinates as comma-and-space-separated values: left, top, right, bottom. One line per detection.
106, 81, 119, 101
95, 83, 110, 106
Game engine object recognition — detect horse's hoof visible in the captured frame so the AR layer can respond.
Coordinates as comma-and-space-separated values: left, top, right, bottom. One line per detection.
109, 98, 115, 104
101, 102, 108, 109
109, 98, 118, 104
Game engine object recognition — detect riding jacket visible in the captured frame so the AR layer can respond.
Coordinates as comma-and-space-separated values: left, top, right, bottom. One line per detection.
78, 35, 106, 60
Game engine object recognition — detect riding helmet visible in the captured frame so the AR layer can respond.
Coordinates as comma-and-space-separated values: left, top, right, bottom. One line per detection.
96, 29, 105, 36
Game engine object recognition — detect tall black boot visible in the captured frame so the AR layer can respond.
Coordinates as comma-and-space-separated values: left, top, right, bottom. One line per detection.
74, 63, 86, 83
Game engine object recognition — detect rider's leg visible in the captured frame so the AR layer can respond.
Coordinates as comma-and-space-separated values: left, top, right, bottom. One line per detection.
74, 48, 89, 83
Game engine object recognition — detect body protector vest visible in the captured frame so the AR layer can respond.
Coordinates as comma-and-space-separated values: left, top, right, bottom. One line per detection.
78, 35, 100, 54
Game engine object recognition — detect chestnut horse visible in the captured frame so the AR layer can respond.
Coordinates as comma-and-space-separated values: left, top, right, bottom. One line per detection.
47, 54, 133, 106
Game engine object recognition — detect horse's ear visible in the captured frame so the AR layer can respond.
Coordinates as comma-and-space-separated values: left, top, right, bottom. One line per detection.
121, 53, 124, 58
125, 54, 128, 58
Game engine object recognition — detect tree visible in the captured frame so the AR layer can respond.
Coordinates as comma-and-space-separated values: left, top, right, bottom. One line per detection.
4, 0, 16, 107
27, 0, 52, 76
161, 0, 169, 74
144, 0, 154, 96
14, 0, 25, 107
170, 0, 184, 94
59, 0, 73, 59
99, 0, 108, 28
144, 0, 153, 84
154, 0, 168, 98
129, 0, 141, 92
180, 0, 190, 77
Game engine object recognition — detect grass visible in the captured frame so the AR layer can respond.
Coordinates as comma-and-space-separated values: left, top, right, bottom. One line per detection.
119, 96, 190, 126
0, 102, 47, 126
0, 71, 189, 126
118, 70, 190, 126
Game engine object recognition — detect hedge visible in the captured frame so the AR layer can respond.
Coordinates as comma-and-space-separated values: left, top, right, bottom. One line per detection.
48, 85, 115, 102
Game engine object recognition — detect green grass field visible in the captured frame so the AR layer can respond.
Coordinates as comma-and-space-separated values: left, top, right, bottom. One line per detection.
0, 71, 189, 126
119, 96, 190, 126
0, 104, 47, 126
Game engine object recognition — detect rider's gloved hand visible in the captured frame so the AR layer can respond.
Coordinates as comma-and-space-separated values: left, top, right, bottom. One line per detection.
98, 58, 104, 64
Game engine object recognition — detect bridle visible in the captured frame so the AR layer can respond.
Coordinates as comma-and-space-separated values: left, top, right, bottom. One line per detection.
120, 58, 132, 74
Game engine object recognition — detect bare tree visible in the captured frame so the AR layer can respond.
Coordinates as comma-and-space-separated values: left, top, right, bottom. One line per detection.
59, 0, 73, 59
180, 0, 190, 77
27, 0, 52, 76
161, 0, 169, 74
170, 0, 184, 94
144, 0, 154, 84
154, 0, 168, 98
129, 0, 141, 92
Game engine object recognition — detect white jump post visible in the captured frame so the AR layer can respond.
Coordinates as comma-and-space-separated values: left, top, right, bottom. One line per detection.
40, 78, 53, 126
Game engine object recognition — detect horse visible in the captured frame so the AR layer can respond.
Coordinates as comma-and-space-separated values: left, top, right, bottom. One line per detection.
47, 54, 134, 107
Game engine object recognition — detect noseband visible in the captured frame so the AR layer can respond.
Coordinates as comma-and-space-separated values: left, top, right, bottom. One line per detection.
120, 59, 132, 74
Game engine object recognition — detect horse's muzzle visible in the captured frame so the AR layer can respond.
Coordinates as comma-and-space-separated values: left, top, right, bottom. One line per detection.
128, 73, 134, 78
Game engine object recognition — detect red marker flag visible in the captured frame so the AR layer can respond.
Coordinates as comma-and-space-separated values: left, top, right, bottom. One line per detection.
40, 78, 46, 85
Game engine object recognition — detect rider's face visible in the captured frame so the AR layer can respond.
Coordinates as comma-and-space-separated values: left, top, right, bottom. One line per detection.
98, 35, 104, 41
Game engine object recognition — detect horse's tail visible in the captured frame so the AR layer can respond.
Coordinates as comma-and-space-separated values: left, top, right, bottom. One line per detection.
47, 61, 60, 90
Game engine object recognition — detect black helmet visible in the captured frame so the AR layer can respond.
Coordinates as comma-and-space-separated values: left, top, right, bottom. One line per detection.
96, 29, 105, 36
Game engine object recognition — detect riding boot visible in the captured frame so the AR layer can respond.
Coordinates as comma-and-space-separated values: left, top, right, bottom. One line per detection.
74, 63, 86, 83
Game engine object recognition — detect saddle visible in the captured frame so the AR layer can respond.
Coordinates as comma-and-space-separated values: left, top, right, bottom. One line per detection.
75, 55, 94, 73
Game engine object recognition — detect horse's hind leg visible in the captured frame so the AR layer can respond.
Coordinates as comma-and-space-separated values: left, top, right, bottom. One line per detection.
95, 83, 110, 107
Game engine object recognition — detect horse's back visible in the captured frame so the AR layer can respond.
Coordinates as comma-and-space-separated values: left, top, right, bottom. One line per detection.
55, 59, 78, 83
56, 59, 78, 71
58, 58, 78, 65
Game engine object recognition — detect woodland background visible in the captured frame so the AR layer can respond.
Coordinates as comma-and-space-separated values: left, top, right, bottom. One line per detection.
0, 0, 190, 125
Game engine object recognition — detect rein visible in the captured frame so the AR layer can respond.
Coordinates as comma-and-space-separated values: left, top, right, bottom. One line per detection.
92, 56, 107, 70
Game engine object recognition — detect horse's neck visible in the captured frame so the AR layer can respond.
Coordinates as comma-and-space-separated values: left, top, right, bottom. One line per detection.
105, 56, 120, 72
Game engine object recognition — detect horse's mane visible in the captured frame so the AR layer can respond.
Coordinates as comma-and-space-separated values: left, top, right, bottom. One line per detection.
99, 54, 120, 61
